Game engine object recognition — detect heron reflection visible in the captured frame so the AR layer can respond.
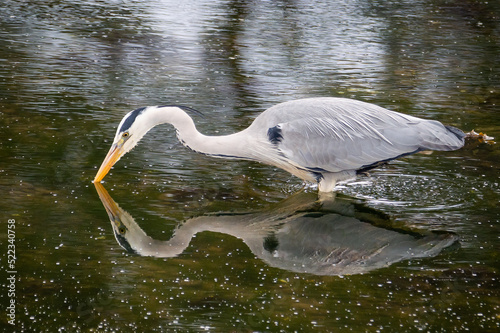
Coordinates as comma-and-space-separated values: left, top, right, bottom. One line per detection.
94, 183, 458, 276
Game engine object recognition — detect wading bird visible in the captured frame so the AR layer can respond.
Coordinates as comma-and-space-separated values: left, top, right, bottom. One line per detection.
93, 97, 465, 192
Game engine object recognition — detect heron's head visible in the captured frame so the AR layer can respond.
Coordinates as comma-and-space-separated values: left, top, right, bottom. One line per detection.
94, 106, 154, 182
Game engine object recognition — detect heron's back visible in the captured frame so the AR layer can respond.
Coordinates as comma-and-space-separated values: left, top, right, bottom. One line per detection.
248, 97, 464, 175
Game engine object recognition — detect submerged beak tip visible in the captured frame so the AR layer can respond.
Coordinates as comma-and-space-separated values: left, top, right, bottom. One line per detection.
93, 171, 107, 183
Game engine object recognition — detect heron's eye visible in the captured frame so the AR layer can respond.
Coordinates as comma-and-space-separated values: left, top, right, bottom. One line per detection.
122, 132, 129, 138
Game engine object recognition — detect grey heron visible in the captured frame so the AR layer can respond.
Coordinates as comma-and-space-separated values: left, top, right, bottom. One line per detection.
93, 97, 465, 191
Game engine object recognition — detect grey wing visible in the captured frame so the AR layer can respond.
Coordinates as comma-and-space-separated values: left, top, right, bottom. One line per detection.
260, 98, 464, 173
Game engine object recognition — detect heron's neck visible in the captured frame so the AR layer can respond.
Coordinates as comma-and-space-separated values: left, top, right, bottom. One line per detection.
151, 106, 255, 160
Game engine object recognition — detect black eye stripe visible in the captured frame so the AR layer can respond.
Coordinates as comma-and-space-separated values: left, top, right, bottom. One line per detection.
119, 107, 147, 132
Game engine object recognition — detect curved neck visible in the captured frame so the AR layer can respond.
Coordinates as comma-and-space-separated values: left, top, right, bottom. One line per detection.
151, 106, 256, 160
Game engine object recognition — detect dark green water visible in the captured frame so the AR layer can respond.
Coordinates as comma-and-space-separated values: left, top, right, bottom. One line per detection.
1, 0, 499, 332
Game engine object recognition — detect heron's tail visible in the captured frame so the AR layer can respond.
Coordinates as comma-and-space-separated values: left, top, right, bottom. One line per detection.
444, 125, 466, 141
423, 123, 466, 151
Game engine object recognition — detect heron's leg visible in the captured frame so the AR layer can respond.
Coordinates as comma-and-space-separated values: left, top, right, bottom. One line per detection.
318, 176, 337, 192
318, 190, 336, 202
318, 171, 356, 193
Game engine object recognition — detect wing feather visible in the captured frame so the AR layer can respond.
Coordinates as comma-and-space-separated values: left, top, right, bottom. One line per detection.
250, 98, 464, 173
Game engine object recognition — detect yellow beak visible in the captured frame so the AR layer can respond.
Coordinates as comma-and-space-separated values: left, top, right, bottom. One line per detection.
93, 144, 124, 182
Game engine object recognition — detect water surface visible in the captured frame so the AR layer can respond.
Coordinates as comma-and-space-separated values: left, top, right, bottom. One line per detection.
1, 0, 499, 332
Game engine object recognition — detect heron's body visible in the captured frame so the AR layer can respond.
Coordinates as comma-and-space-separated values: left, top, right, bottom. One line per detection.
94, 97, 465, 192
